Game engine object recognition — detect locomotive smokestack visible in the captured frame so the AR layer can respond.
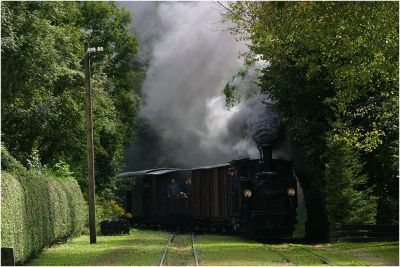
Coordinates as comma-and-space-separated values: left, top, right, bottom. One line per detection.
261, 145, 273, 172
249, 96, 279, 173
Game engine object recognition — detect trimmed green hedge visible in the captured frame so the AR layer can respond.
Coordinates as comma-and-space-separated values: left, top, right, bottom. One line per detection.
1, 170, 85, 263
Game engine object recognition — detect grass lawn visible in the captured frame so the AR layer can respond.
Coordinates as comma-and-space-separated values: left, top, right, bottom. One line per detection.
28, 229, 170, 266
322, 241, 399, 266
27, 229, 398, 266
196, 235, 399, 266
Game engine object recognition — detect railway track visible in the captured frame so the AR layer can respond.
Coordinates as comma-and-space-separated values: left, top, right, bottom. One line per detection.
159, 232, 176, 266
261, 243, 331, 265
160, 232, 199, 266
297, 246, 332, 265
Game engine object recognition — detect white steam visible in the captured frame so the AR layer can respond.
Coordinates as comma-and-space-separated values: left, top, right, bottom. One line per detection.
123, 2, 281, 167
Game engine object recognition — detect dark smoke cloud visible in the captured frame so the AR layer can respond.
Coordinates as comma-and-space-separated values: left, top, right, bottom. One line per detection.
122, 2, 287, 168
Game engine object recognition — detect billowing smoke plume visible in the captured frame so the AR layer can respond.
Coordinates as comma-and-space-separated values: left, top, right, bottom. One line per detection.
248, 97, 279, 146
122, 2, 285, 168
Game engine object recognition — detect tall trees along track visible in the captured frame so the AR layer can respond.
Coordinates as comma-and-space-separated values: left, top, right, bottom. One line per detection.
160, 232, 199, 266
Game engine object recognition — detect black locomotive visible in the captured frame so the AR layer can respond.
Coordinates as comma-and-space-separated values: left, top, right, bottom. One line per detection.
117, 144, 298, 239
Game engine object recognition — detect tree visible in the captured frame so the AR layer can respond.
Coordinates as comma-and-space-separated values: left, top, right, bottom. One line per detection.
2, 1, 86, 170
78, 2, 141, 191
222, 1, 398, 240
1, 2, 141, 192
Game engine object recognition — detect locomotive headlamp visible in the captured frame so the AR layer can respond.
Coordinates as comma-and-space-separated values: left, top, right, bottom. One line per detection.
243, 189, 252, 198
287, 187, 296, 197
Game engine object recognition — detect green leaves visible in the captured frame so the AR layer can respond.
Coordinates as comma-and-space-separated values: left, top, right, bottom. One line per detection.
1, 170, 85, 264
223, 1, 398, 226
2, 2, 140, 193
324, 134, 377, 224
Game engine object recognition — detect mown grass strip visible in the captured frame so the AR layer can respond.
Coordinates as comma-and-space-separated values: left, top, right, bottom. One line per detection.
27, 229, 399, 266
196, 234, 399, 266
322, 241, 399, 266
29, 229, 170, 266
195, 234, 287, 265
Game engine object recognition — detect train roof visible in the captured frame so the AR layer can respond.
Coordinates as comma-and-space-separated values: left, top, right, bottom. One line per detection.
191, 163, 230, 170
117, 163, 231, 180
117, 168, 184, 179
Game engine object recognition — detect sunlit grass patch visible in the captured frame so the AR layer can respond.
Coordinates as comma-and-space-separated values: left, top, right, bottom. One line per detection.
28, 229, 170, 266
325, 241, 399, 266
196, 235, 288, 265
196, 234, 399, 266
268, 244, 322, 265
27, 229, 399, 266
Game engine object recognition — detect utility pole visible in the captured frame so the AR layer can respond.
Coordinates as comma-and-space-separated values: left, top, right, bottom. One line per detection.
84, 42, 96, 244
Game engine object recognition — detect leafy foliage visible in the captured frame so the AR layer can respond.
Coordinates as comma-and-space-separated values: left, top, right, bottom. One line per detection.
222, 1, 398, 236
1, 145, 26, 174
1, 152, 85, 264
1, 2, 141, 192
223, 68, 247, 109
96, 198, 133, 223
124, 117, 176, 171
324, 137, 377, 224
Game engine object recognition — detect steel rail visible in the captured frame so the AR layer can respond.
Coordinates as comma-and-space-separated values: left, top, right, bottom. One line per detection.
298, 246, 332, 265
159, 232, 176, 266
192, 232, 199, 266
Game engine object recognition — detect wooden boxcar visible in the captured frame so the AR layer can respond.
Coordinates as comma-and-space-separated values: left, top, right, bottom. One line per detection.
191, 164, 232, 227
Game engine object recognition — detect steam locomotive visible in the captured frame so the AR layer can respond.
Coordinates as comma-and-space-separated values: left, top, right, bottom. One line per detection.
117, 144, 298, 239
